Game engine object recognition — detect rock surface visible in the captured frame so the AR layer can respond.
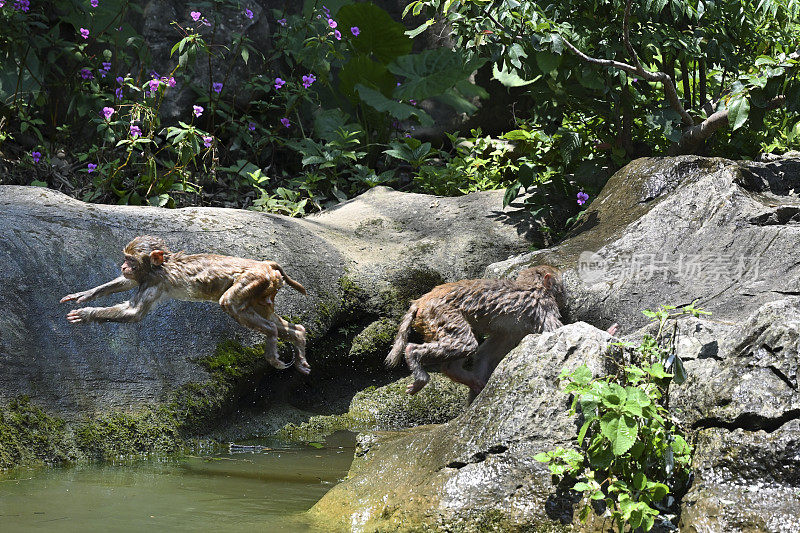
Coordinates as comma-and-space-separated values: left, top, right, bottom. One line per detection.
312, 155, 800, 532
311, 323, 617, 532
0, 185, 536, 420
487, 155, 800, 334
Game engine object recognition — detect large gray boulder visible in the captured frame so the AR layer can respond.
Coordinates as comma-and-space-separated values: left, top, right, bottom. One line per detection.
488, 155, 800, 333
0, 185, 536, 420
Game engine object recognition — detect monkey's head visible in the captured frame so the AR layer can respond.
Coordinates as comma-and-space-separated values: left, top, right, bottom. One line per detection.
517, 265, 566, 309
121, 235, 170, 280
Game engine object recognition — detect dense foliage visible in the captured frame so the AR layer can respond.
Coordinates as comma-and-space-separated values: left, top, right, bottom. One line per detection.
0, 0, 496, 211
1, 0, 798, 219
407, 0, 800, 206
536, 303, 707, 531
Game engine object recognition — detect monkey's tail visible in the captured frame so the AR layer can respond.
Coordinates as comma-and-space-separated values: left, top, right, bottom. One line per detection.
273, 264, 308, 295
386, 303, 417, 368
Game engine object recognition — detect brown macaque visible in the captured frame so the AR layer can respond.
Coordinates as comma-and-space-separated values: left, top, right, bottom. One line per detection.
386, 265, 573, 401
60, 236, 311, 374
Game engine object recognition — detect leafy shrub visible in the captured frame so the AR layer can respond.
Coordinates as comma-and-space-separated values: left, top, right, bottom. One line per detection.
535, 303, 708, 531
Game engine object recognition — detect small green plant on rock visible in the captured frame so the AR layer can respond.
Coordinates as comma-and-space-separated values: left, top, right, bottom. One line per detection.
536, 303, 708, 532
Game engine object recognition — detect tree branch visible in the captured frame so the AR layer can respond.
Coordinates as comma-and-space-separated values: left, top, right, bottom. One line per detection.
670, 95, 787, 154
563, 0, 694, 127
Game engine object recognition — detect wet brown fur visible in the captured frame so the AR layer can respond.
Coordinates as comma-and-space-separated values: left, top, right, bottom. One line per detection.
386, 265, 565, 399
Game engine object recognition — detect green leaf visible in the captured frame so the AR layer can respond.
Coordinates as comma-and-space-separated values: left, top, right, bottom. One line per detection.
633, 471, 647, 490
577, 419, 592, 445
391, 48, 487, 101
337, 3, 411, 63
492, 62, 537, 87
503, 182, 522, 207
727, 96, 750, 131
536, 51, 561, 75
601, 413, 638, 456
241, 47, 249, 65
339, 54, 395, 102
405, 19, 434, 38
571, 365, 593, 386
533, 452, 551, 462
355, 84, 434, 126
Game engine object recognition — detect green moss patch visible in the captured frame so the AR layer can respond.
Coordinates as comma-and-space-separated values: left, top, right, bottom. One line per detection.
1, 340, 270, 469
0, 397, 76, 469
278, 374, 467, 442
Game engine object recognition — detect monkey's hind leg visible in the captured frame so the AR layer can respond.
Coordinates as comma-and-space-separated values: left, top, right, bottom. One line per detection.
270, 312, 310, 375
404, 315, 478, 395
219, 274, 292, 371
440, 359, 483, 393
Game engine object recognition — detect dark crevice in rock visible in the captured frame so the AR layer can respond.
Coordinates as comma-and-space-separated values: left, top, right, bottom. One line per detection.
693, 408, 800, 433
748, 206, 800, 226
767, 365, 797, 390
772, 290, 800, 296
446, 443, 509, 469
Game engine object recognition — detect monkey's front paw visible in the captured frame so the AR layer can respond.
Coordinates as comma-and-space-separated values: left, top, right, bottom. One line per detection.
66, 309, 89, 323
295, 361, 311, 375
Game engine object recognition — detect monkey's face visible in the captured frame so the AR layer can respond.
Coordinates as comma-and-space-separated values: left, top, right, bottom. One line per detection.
121, 254, 147, 280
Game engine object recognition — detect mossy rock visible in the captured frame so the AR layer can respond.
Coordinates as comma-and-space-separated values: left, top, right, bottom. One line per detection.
349, 317, 399, 362
278, 374, 468, 442
0, 397, 76, 469
1, 340, 270, 469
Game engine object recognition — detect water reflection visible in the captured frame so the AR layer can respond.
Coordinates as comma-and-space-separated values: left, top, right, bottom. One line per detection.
0, 433, 355, 532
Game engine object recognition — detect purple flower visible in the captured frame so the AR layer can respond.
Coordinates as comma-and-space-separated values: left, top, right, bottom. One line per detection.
116, 76, 124, 84
274, 77, 285, 90
150, 70, 160, 79
79, 68, 94, 80
577, 191, 589, 206
334, 29, 341, 40
87, 163, 97, 173
115, 87, 123, 99
322, 5, 330, 15
130, 125, 142, 138
277, 18, 286, 26
90, 0, 98, 7
244, 8, 253, 19
0, 2, 6, 8
302, 74, 316, 89
212, 82, 223, 93
280, 117, 291, 128
102, 62, 112, 71
409, 99, 417, 106
202, 136, 213, 148
327, 19, 337, 29
351, 26, 360, 36
193, 105, 203, 117
79, 28, 90, 39
166, 76, 177, 87
31, 151, 41, 163
248, 122, 256, 131
101, 106, 115, 120
148, 78, 160, 95
14, 0, 29, 12
190, 11, 201, 21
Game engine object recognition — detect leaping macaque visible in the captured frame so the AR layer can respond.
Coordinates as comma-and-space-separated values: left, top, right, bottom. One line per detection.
386, 265, 615, 401
61, 235, 311, 374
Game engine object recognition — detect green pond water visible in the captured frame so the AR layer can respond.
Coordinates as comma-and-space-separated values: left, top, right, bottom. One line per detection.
0, 433, 355, 532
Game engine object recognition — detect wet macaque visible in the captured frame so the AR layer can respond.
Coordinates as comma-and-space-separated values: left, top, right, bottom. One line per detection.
60, 236, 310, 374
386, 265, 568, 400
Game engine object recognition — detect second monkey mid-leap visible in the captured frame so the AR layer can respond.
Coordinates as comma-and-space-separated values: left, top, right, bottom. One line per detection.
386, 265, 568, 400
60, 235, 311, 374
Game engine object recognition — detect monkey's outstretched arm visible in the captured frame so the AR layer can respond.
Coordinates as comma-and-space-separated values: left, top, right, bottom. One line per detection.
66, 285, 163, 324
60, 276, 138, 304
